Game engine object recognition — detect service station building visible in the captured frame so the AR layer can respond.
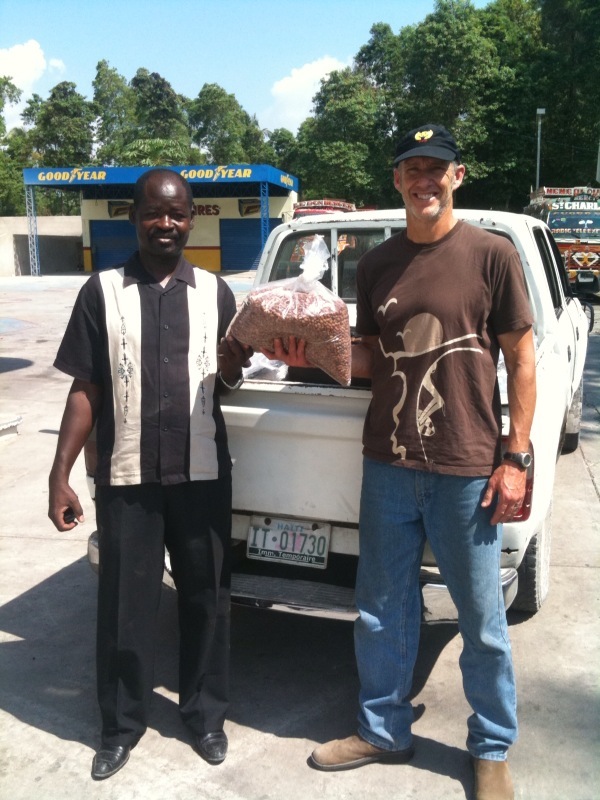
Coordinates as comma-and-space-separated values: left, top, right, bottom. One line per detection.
20, 164, 299, 275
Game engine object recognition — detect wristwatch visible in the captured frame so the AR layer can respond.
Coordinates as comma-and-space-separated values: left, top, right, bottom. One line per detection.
503, 451, 532, 470
218, 371, 244, 391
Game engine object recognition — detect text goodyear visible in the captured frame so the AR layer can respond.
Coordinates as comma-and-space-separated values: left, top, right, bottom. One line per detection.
37, 169, 107, 182
181, 167, 252, 181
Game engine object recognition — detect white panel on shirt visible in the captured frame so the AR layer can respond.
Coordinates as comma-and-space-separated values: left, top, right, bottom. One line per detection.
99, 268, 143, 484
187, 268, 219, 480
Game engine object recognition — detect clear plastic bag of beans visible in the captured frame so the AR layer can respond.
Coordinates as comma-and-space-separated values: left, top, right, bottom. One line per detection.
227, 236, 351, 386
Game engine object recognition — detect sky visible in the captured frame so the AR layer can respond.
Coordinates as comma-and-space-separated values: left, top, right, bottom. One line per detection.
0, 0, 490, 136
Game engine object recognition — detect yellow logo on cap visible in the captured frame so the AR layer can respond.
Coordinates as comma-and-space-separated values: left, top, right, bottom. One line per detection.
415, 129, 434, 142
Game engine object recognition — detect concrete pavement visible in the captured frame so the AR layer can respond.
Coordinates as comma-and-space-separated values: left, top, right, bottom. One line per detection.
0, 276, 598, 799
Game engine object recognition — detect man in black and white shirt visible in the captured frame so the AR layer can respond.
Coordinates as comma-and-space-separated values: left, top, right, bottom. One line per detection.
48, 169, 250, 780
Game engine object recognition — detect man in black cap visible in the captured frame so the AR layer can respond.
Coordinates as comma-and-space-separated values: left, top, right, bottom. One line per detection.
277, 124, 535, 799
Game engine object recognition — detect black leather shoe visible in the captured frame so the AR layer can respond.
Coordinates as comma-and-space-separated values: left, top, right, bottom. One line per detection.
91, 745, 131, 780
196, 731, 228, 764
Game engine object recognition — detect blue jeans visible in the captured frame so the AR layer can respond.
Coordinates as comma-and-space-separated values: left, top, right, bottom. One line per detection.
355, 457, 517, 761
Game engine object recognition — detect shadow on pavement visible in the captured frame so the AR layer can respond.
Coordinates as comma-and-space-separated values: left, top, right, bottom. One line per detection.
0, 558, 99, 750
0, 559, 462, 780
0, 357, 34, 373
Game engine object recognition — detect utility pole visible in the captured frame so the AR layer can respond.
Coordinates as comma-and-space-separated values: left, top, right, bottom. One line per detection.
536, 108, 546, 190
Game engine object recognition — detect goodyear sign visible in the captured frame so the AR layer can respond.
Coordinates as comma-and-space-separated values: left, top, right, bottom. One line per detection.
23, 164, 298, 191
30, 168, 109, 183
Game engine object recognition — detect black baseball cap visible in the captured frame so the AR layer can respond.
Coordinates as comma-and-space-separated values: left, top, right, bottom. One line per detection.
393, 124, 461, 166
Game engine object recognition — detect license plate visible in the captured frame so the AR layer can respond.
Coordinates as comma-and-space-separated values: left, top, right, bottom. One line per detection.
247, 516, 331, 568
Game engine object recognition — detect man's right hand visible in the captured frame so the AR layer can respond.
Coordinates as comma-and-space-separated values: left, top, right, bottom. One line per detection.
48, 378, 101, 531
48, 477, 85, 531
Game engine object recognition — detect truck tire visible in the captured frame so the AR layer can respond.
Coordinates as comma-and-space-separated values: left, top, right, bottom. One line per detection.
581, 300, 594, 333
512, 501, 552, 614
561, 377, 583, 455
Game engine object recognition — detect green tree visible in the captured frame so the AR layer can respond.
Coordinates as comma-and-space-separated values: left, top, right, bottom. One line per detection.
241, 114, 276, 164
392, 2, 515, 189
20, 93, 44, 128
188, 83, 265, 163
122, 68, 194, 166
535, 0, 600, 186
355, 21, 404, 93
0, 79, 26, 214
266, 127, 298, 174
130, 68, 189, 140
352, 0, 544, 209
25, 81, 95, 166
119, 137, 201, 166
17, 82, 95, 214
0, 76, 22, 138
0, 128, 33, 214
4, 125, 33, 164
293, 68, 381, 205
92, 60, 136, 165
468, 0, 544, 207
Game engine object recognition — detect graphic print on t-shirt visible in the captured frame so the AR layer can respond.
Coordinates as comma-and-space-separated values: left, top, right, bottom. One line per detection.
377, 302, 482, 461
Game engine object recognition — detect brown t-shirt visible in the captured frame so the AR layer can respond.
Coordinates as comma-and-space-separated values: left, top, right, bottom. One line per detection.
356, 220, 533, 476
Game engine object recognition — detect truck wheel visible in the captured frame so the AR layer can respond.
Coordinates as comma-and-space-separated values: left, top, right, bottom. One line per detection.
512, 501, 552, 614
581, 300, 594, 333
561, 377, 583, 455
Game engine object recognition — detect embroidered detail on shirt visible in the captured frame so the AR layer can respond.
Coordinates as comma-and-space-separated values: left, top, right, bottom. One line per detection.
117, 316, 134, 423
195, 314, 210, 414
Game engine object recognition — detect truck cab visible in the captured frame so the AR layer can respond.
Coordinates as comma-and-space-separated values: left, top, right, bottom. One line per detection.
524, 186, 600, 296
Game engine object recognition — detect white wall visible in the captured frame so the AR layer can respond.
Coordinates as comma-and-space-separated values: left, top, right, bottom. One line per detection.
0, 217, 82, 276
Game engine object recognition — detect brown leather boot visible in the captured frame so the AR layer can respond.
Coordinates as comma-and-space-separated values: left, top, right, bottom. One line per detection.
472, 758, 514, 800
309, 734, 414, 772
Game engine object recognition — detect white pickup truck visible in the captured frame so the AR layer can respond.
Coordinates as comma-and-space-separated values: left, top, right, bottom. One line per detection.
86, 209, 590, 619
219, 209, 589, 619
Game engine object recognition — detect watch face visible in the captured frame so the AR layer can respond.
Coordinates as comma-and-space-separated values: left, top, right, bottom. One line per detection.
505, 452, 531, 468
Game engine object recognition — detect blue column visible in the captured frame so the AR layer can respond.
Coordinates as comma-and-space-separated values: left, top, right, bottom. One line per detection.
260, 181, 270, 249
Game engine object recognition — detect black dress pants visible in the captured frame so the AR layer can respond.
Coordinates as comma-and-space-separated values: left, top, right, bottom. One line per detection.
95, 478, 231, 747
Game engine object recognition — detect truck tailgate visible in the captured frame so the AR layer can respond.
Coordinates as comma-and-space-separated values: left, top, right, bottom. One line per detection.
223, 380, 370, 524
